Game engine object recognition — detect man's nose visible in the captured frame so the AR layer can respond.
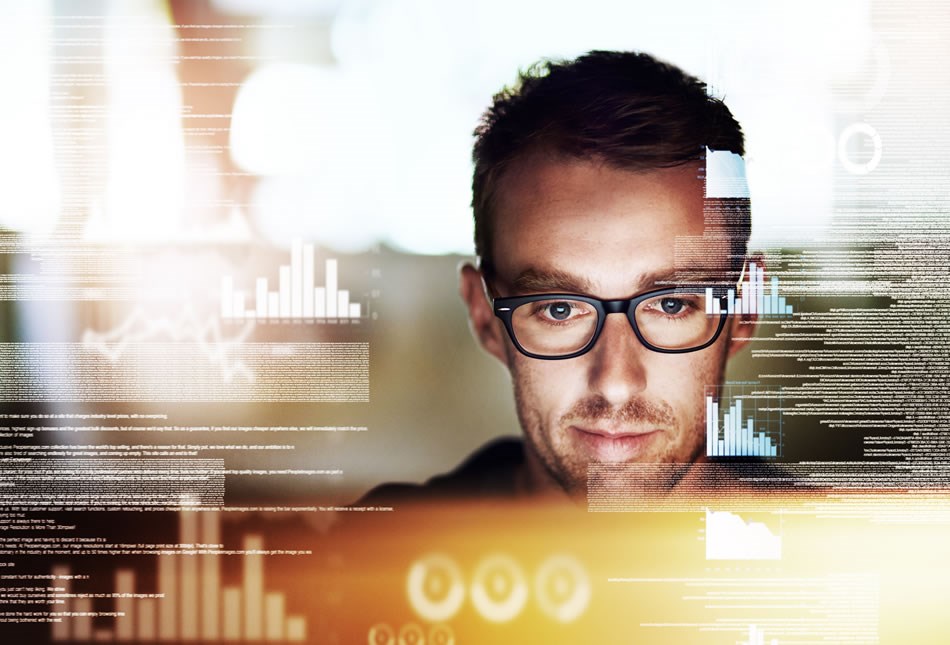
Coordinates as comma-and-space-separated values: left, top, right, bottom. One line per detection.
585, 313, 648, 405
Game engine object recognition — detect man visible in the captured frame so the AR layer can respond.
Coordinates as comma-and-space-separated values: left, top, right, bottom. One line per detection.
362, 50, 757, 506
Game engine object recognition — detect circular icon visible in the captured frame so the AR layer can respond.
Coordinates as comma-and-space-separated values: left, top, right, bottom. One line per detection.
427, 624, 455, 645
368, 623, 396, 645
535, 554, 591, 623
397, 622, 425, 645
406, 553, 465, 622
470, 554, 528, 622
837, 122, 882, 175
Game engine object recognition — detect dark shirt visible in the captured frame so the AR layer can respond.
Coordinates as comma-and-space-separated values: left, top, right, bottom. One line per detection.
355, 436, 525, 507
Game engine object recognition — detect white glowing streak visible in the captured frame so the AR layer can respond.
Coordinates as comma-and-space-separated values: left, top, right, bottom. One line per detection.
101, 0, 185, 242
0, 2, 59, 234
81, 306, 256, 383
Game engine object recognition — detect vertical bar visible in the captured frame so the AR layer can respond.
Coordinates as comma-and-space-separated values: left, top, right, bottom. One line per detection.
303, 243, 315, 318
268, 292, 279, 319
158, 553, 176, 641
232, 291, 244, 320
286, 616, 306, 642
201, 511, 221, 641
718, 439, 725, 455
291, 239, 302, 318
785, 304, 792, 315
244, 535, 263, 641
724, 412, 732, 456
180, 511, 199, 640
116, 569, 135, 641
746, 418, 754, 457
265, 593, 285, 641
771, 276, 779, 315
727, 288, 735, 315
705, 288, 713, 314
748, 262, 757, 314
222, 587, 241, 641
712, 401, 720, 457
221, 276, 233, 319
256, 278, 268, 319
314, 287, 326, 318
712, 297, 720, 315
706, 396, 714, 457
763, 294, 772, 315
735, 400, 743, 455
279, 266, 291, 318
52, 566, 71, 641
756, 265, 765, 314
349, 303, 361, 318
74, 597, 93, 640
326, 259, 338, 318
337, 290, 349, 318
138, 599, 157, 641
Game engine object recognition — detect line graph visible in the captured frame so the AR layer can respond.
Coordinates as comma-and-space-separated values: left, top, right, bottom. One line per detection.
82, 306, 256, 383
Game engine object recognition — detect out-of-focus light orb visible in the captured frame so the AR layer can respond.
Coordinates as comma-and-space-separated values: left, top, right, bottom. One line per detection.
406, 553, 465, 622
534, 554, 591, 623
211, 0, 342, 17
231, 63, 347, 177
469, 554, 528, 623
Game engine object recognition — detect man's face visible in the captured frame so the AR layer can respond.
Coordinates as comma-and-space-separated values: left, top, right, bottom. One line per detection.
463, 155, 749, 497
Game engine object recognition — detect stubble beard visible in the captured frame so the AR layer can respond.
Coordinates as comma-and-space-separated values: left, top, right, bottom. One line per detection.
512, 372, 708, 500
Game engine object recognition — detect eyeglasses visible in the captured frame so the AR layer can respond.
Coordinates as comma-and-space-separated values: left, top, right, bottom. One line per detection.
493, 287, 728, 360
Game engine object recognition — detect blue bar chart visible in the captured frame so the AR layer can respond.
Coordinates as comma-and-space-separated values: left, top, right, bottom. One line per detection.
704, 262, 793, 317
221, 239, 363, 321
705, 386, 781, 458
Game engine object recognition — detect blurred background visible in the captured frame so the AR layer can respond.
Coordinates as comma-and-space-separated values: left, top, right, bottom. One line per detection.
0, 0, 945, 502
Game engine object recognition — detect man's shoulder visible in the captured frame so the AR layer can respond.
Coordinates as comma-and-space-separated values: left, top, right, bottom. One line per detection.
354, 436, 525, 507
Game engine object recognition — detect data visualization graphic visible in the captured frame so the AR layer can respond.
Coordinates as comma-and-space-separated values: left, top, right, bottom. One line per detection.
221, 239, 365, 322
704, 262, 793, 317
706, 385, 782, 458
51, 510, 306, 642
704, 509, 782, 560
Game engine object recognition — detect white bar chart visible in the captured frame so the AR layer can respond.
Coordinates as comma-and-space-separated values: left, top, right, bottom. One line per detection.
705, 262, 793, 317
51, 510, 307, 642
222, 240, 363, 321
741, 623, 779, 645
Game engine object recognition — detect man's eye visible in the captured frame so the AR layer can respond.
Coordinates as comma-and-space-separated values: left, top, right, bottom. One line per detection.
659, 297, 686, 315
544, 302, 574, 320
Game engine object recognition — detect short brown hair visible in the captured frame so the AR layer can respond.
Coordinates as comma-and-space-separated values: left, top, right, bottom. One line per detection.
472, 50, 748, 278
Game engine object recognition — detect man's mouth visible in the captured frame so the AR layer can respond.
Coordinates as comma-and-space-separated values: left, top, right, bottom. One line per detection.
570, 426, 664, 462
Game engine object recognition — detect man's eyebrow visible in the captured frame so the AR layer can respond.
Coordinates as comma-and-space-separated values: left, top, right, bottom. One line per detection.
650, 268, 735, 286
506, 267, 737, 296
510, 268, 595, 294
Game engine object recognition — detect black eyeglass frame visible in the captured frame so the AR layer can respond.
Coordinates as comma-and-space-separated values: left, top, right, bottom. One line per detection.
493, 287, 729, 360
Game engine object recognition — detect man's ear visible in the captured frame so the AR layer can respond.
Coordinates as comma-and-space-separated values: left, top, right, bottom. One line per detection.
459, 262, 508, 365
726, 254, 765, 360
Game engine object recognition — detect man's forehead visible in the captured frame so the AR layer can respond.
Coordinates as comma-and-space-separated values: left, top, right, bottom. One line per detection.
493, 154, 706, 217
489, 156, 736, 295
